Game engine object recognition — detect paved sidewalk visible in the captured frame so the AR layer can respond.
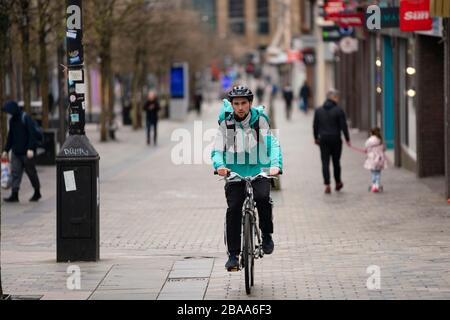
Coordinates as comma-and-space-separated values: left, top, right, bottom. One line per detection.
2, 98, 450, 300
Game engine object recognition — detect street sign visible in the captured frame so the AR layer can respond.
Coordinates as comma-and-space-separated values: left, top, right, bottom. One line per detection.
302, 50, 316, 66
327, 12, 364, 27
365, 7, 400, 29
170, 66, 185, 98
324, 0, 345, 16
287, 49, 301, 63
322, 26, 342, 42
400, 0, 433, 31
339, 37, 359, 54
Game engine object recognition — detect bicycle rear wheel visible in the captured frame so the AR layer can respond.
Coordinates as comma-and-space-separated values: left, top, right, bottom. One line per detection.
243, 212, 254, 295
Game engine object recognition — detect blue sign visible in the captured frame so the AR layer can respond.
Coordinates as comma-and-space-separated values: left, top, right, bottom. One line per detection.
222, 75, 232, 92
170, 66, 184, 98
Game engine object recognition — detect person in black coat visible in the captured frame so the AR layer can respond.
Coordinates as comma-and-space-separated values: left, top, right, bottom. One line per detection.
143, 90, 160, 146
2, 101, 41, 202
313, 89, 351, 194
299, 81, 311, 113
282, 85, 294, 120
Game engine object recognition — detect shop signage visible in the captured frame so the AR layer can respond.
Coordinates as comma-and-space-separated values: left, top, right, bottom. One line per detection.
365, 7, 400, 30
400, 0, 433, 31
327, 12, 364, 27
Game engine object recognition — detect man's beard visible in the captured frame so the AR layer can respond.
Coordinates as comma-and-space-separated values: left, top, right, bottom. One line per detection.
234, 112, 249, 122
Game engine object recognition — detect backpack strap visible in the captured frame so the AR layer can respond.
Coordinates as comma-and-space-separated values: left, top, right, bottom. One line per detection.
251, 109, 269, 147
21, 112, 27, 125
223, 112, 236, 153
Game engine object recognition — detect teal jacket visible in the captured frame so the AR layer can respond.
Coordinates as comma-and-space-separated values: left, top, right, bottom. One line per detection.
211, 104, 283, 177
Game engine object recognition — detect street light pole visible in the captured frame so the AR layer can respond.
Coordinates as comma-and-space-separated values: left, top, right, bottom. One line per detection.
56, 0, 100, 262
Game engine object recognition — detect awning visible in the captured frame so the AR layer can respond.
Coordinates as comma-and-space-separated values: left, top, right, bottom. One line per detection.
430, 0, 450, 17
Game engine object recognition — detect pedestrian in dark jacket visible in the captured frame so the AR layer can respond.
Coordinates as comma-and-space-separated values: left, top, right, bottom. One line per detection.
143, 90, 160, 146
2, 101, 41, 202
282, 85, 294, 120
313, 89, 351, 194
299, 81, 311, 113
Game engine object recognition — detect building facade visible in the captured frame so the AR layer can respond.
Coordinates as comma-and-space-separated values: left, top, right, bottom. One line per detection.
315, 0, 450, 200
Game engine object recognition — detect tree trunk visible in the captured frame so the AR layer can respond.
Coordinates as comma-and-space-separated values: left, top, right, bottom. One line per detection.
20, 0, 31, 114
38, 1, 49, 129
108, 64, 114, 135
0, 4, 9, 146
100, 50, 111, 142
131, 48, 141, 130
137, 49, 147, 129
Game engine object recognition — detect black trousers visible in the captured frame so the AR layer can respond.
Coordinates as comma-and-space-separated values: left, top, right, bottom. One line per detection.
146, 119, 158, 144
224, 178, 273, 256
319, 136, 342, 185
11, 152, 41, 193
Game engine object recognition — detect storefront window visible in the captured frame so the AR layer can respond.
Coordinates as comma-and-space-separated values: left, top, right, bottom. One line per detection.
401, 37, 417, 158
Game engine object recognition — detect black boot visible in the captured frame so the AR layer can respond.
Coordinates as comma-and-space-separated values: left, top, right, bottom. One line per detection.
262, 234, 274, 255
4, 191, 19, 203
29, 189, 41, 202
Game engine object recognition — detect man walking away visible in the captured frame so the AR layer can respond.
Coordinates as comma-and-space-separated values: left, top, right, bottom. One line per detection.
299, 81, 311, 113
282, 85, 294, 120
313, 89, 351, 194
2, 101, 41, 202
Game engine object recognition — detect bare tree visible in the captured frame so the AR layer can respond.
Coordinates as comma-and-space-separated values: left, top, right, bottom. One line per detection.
11, 0, 33, 114
37, 0, 64, 129
0, 0, 13, 299
84, 0, 145, 141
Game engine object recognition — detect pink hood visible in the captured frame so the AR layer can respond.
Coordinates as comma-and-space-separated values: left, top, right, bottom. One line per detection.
365, 136, 382, 148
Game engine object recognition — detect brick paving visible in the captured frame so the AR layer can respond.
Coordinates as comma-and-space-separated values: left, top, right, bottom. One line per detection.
2, 97, 450, 300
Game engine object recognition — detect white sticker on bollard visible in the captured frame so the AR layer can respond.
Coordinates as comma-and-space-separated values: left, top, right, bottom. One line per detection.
64, 170, 77, 192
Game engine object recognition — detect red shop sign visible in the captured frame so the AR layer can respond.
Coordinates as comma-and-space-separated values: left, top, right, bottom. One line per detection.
327, 13, 364, 27
400, 0, 432, 31
324, 0, 345, 16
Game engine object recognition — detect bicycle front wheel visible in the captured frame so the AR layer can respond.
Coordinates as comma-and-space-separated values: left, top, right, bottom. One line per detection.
243, 212, 254, 295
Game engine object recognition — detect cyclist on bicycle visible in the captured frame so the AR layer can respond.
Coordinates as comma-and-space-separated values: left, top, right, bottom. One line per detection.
211, 85, 283, 271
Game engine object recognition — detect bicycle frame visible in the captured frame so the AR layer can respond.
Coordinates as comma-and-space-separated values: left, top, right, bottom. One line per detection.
241, 178, 263, 261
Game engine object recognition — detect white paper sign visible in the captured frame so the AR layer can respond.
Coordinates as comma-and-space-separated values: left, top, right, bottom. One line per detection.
75, 83, 86, 94
68, 70, 83, 82
63, 170, 77, 192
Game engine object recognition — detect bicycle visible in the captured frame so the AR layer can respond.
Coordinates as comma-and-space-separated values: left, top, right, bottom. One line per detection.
215, 170, 277, 294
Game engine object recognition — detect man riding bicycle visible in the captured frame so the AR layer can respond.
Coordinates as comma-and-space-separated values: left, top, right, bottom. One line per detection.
211, 85, 283, 271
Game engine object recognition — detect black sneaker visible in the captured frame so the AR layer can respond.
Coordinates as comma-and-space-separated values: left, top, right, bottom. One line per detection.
29, 190, 41, 202
225, 255, 239, 271
262, 234, 274, 254
4, 191, 19, 203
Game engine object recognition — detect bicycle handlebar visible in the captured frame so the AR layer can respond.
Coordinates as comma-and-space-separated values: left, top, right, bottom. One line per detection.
214, 170, 280, 181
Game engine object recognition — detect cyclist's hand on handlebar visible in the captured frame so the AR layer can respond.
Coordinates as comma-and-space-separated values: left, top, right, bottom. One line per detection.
217, 167, 230, 177
269, 167, 280, 176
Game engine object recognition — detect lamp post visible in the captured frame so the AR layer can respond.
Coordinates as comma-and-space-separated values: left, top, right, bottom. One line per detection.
56, 0, 100, 262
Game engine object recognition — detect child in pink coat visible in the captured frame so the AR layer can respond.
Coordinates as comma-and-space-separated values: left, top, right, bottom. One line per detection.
364, 128, 387, 193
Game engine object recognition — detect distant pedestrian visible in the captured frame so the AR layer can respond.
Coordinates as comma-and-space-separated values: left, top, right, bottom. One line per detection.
143, 90, 160, 146
194, 89, 203, 116
2, 101, 41, 203
282, 85, 294, 120
313, 89, 351, 194
363, 128, 387, 193
299, 81, 311, 113
256, 82, 265, 105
